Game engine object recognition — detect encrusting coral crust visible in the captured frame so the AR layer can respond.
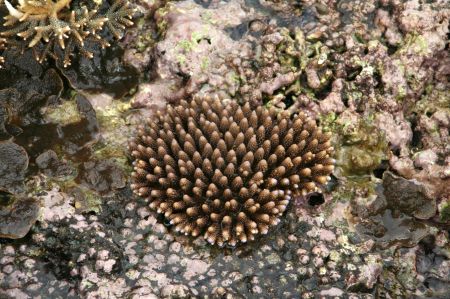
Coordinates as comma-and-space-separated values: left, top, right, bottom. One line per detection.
0, 0, 136, 67
129, 96, 335, 246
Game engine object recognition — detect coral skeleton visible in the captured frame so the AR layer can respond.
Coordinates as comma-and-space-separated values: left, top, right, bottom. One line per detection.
129, 96, 335, 246
0, 0, 136, 66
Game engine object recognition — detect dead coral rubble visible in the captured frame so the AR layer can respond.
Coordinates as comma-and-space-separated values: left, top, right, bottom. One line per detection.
129, 96, 335, 246
0, 0, 136, 67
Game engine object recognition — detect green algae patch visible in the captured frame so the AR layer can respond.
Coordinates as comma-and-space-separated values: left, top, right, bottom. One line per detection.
71, 187, 103, 214
321, 112, 389, 178
438, 199, 450, 223
44, 99, 82, 125
48, 179, 102, 214
398, 34, 430, 56
412, 88, 450, 116
92, 99, 133, 174
336, 122, 388, 176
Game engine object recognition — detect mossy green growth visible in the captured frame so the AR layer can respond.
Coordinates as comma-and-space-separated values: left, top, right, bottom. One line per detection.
438, 199, 450, 222
154, 1, 174, 36
60, 180, 103, 214
44, 98, 81, 125
200, 57, 210, 70
411, 88, 450, 116
177, 30, 209, 53
338, 121, 389, 176
398, 34, 429, 56
321, 113, 389, 177
92, 100, 134, 174
74, 187, 102, 214
276, 28, 303, 72
135, 19, 157, 53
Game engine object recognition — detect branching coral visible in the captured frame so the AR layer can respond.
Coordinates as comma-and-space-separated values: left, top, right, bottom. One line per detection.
0, 38, 4, 65
129, 96, 335, 246
0, 0, 136, 67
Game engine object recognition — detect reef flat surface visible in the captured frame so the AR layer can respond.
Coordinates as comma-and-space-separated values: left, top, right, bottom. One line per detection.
0, 0, 449, 298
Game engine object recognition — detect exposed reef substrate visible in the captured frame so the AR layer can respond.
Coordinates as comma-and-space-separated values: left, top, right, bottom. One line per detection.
0, 0, 449, 298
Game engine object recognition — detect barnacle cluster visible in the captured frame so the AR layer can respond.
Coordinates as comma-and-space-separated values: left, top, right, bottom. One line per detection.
129, 96, 335, 246
0, 0, 136, 67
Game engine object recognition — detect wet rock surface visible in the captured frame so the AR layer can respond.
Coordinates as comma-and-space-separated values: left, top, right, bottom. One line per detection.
0, 0, 449, 297
14, 94, 100, 162
35, 150, 74, 178
77, 159, 127, 196
0, 67, 63, 140
58, 45, 140, 99
383, 171, 436, 220
0, 196, 40, 239
0, 189, 402, 297
0, 141, 28, 193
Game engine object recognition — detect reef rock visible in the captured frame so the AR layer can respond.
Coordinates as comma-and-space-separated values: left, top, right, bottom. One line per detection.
0, 195, 40, 239
0, 141, 28, 193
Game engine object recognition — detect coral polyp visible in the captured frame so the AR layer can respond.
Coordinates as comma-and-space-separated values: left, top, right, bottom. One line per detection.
129, 96, 335, 246
0, 0, 136, 66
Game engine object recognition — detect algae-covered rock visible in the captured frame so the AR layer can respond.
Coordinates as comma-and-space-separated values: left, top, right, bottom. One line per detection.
0, 68, 63, 140
383, 171, 436, 220
437, 199, 450, 223
354, 209, 430, 249
58, 45, 139, 99
77, 159, 126, 196
0, 195, 40, 239
0, 141, 29, 193
36, 150, 75, 178
329, 113, 389, 177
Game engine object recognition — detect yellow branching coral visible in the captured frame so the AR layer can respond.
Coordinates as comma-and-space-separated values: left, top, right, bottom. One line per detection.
0, 0, 136, 67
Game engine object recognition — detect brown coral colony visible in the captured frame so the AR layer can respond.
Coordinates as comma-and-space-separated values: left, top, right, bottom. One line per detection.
129, 97, 335, 246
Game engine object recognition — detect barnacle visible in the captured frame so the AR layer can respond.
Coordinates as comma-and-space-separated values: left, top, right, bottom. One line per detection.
0, 0, 136, 67
129, 96, 335, 246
